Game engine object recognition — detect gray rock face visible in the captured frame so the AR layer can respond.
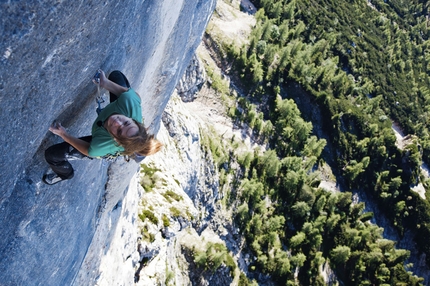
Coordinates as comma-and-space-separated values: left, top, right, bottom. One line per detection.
176, 54, 207, 102
0, 0, 215, 285
134, 92, 223, 285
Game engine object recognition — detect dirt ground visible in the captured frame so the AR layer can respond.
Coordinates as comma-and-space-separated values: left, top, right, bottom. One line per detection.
186, 0, 259, 152
206, 0, 255, 47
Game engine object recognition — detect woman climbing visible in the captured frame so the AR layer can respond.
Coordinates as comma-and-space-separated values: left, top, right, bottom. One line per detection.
42, 70, 163, 185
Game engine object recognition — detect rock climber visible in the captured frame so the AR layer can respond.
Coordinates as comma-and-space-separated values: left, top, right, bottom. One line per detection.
42, 70, 163, 185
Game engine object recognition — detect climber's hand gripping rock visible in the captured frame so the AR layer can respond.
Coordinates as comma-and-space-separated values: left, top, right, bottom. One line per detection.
49, 121, 67, 137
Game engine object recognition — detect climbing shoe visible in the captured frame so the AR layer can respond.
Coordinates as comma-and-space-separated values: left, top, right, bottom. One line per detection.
42, 173, 65, 185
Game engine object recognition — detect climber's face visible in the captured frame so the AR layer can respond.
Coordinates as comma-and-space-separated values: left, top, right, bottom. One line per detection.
106, 114, 139, 138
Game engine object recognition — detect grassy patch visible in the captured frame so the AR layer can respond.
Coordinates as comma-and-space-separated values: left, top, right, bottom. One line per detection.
140, 163, 163, 192
140, 162, 161, 176
205, 65, 230, 95
200, 127, 230, 167
185, 208, 194, 220
174, 178, 181, 186
140, 224, 155, 243
170, 206, 182, 218
139, 209, 159, 225
162, 190, 183, 203
162, 214, 170, 227
193, 242, 237, 276
165, 269, 174, 285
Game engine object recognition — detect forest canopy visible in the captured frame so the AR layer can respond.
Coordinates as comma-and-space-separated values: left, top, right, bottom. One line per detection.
205, 0, 430, 284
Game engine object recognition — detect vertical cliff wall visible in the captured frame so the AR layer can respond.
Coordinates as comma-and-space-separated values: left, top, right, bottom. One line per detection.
0, 0, 215, 285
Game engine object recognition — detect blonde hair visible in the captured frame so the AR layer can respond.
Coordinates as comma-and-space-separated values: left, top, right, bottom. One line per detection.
111, 119, 163, 156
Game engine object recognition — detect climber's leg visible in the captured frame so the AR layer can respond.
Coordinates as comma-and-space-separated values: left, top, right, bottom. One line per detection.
43, 136, 92, 184
108, 71, 131, 103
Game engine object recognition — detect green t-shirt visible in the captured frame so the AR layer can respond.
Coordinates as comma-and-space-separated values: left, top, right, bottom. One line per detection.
88, 88, 142, 158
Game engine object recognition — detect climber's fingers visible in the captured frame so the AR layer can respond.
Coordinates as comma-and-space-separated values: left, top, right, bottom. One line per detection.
49, 122, 66, 137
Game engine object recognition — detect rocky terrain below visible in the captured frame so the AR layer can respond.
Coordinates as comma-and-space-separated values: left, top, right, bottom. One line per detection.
95, 0, 430, 284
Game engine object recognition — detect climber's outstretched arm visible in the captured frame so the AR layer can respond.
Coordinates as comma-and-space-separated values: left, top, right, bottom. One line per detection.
98, 70, 129, 97
49, 123, 90, 156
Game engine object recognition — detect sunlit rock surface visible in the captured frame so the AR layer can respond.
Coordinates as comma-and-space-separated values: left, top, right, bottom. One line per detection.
176, 54, 206, 102
0, 0, 215, 285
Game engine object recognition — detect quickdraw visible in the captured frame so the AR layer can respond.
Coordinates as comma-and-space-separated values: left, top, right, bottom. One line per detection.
96, 84, 105, 115
94, 70, 105, 115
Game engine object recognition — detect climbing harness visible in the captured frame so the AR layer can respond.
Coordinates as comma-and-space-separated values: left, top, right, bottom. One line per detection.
97, 152, 145, 164
99, 151, 122, 162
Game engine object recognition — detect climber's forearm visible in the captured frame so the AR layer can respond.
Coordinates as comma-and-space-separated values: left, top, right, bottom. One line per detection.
61, 133, 90, 156
49, 123, 90, 156
101, 78, 129, 97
